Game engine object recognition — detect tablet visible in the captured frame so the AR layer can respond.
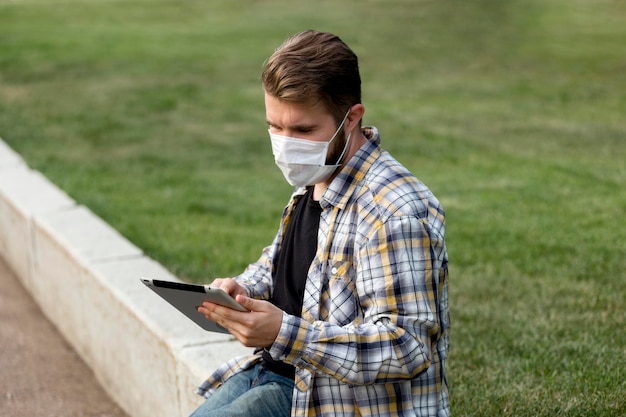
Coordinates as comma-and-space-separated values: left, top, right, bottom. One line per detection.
140, 278, 247, 334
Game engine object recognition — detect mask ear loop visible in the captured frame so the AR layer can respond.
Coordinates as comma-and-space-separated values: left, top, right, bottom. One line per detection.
327, 109, 351, 143
332, 132, 352, 166
329, 107, 354, 166
329, 106, 352, 165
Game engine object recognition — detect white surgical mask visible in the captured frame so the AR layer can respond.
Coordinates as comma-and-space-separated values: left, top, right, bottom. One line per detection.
269, 110, 352, 187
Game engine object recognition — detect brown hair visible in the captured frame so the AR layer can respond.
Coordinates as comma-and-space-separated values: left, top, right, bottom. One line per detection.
262, 30, 361, 125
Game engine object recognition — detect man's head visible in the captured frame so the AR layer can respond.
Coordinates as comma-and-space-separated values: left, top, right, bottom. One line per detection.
262, 30, 361, 127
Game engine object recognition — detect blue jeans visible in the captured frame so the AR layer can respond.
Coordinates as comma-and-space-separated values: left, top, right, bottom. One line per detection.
189, 363, 294, 417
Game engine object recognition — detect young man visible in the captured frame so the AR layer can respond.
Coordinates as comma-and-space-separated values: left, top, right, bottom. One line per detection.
191, 30, 450, 417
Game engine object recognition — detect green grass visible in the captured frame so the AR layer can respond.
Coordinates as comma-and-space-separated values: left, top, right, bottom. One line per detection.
1, 0, 625, 415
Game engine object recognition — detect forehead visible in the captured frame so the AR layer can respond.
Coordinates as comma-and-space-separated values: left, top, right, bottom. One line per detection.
264, 93, 333, 127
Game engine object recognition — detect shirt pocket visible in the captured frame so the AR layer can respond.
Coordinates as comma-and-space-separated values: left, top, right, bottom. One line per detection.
324, 259, 362, 326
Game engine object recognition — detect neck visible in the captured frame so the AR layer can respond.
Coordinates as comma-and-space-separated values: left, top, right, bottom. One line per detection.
312, 183, 326, 201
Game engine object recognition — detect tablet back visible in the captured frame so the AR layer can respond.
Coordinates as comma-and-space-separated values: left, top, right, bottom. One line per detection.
141, 278, 243, 334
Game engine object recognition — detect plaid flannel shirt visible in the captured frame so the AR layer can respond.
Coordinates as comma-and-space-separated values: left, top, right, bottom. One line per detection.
197, 126, 450, 417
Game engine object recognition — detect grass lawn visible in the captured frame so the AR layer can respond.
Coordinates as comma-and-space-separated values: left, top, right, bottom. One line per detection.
1, 0, 624, 415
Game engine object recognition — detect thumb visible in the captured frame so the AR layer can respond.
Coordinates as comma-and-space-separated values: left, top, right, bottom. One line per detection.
235, 294, 264, 312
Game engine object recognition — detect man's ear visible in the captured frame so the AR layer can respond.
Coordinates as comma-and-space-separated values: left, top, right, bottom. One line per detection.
347, 104, 365, 131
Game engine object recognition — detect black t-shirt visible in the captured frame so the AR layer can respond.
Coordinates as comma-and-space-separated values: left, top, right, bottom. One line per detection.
262, 188, 322, 379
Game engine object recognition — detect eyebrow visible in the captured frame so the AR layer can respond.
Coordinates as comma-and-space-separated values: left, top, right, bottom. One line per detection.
266, 119, 319, 131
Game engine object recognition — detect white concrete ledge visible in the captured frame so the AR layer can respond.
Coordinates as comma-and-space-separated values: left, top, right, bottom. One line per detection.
0, 138, 252, 417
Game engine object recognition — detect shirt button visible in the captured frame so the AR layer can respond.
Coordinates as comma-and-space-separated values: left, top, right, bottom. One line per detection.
331, 267, 338, 274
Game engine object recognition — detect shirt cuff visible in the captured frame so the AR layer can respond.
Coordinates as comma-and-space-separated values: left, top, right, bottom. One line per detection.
265, 311, 304, 363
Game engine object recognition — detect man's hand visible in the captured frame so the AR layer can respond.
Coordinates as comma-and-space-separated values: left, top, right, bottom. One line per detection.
209, 277, 248, 299
198, 291, 283, 348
